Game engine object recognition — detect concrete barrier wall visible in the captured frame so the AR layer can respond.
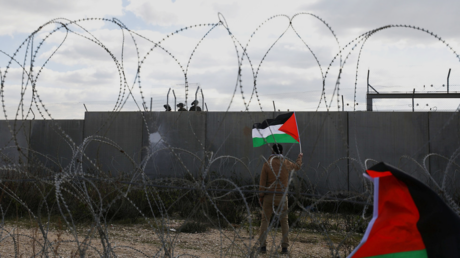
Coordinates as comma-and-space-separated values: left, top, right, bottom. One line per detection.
0, 120, 30, 166
1, 112, 460, 193
82, 112, 145, 175
428, 112, 460, 195
295, 112, 348, 193
142, 111, 207, 179
206, 112, 271, 185
29, 120, 84, 170
348, 112, 431, 193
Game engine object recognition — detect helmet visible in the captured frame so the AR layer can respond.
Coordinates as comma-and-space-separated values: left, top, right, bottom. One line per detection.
192, 100, 199, 106
177, 103, 184, 107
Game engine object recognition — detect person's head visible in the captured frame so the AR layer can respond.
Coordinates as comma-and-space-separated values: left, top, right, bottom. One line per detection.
191, 100, 199, 106
271, 144, 283, 154
177, 103, 184, 108
163, 104, 171, 111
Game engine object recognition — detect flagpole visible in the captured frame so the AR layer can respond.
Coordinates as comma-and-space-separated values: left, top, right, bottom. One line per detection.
294, 112, 302, 153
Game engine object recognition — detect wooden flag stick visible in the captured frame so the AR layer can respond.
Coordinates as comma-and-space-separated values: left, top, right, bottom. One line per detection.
294, 112, 302, 153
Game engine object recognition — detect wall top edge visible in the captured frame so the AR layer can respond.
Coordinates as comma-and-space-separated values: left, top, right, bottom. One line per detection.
82, 111, 456, 114
0, 111, 456, 121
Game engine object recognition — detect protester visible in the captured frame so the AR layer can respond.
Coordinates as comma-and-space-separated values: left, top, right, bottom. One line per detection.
189, 100, 201, 111
177, 103, 187, 111
163, 104, 171, 111
258, 144, 303, 254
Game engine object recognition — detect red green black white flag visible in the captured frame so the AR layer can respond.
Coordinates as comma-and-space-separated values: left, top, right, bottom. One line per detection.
252, 112, 300, 147
348, 162, 460, 258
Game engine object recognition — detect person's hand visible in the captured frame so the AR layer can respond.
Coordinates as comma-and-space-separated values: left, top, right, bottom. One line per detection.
298, 153, 303, 158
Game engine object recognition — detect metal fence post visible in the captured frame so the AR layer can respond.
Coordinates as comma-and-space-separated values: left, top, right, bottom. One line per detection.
172, 90, 176, 111
166, 88, 171, 111
447, 68, 451, 93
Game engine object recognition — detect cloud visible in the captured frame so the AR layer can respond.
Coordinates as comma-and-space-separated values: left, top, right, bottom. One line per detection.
124, 0, 310, 34
305, 0, 460, 41
2, 0, 460, 117
125, 0, 179, 26
212, 2, 240, 18
0, 0, 123, 36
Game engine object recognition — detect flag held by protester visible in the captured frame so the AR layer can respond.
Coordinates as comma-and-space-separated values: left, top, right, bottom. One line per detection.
348, 162, 460, 258
252, 112, 300, 147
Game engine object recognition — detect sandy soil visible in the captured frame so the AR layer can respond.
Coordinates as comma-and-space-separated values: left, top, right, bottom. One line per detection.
0, 219, 360, 257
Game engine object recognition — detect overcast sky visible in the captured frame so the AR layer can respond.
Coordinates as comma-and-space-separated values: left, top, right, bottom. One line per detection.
1, 0, 460, 119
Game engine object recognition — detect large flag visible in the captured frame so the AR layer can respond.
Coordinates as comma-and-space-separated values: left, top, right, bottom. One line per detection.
348, 162, 460, 258
252, 112, 299, 147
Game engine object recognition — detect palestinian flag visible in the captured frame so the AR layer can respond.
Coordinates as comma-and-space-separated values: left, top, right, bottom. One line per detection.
252, 112, 300, 147
348, 162, 460, 258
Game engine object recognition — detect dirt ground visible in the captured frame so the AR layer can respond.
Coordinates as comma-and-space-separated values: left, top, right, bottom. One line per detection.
0, 219, 361, 257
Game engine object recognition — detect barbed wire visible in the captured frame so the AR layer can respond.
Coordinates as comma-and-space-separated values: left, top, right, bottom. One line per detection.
0, 13, 459, 257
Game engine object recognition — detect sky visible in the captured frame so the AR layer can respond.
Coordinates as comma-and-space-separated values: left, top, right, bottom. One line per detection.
1, 0, 460, 119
